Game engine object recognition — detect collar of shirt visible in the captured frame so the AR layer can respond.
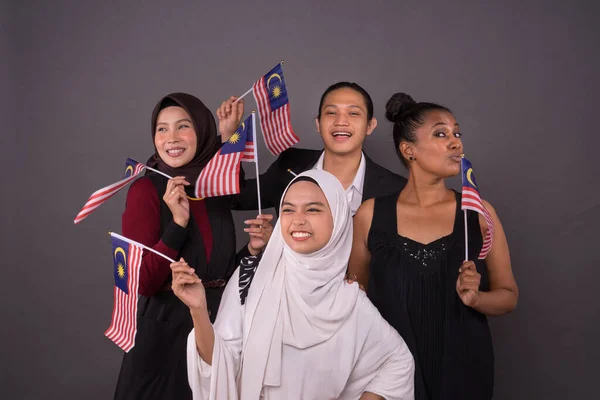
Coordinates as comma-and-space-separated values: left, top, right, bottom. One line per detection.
313, 151, 366, 214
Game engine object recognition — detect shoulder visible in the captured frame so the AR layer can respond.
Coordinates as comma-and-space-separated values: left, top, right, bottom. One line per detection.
354, 198, 375, 234
482, 199, 498, 216
278, 147, 321, 165
127, 176, 158, 200
356, 198, 375, 219
479, 199, 501, 229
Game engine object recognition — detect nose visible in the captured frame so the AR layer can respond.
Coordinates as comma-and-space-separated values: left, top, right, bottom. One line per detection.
292, 218, 306, 227
165, 130, 180, 143
334, 113, 350, 126
449, 136, 462, 151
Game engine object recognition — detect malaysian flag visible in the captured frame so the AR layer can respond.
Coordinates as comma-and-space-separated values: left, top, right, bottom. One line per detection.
461, 157, 495, 259
105, 233, 142, 352
240, 114, 255, 162
252, 63, 299, 155
74, 158, 145, 224
195, 122, 249, 198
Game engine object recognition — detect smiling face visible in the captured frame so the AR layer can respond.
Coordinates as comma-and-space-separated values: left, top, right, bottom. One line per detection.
402, 110, 463, 178
153, 106, 198, 168
315, 87, 377, 157
280, 180, 334, 254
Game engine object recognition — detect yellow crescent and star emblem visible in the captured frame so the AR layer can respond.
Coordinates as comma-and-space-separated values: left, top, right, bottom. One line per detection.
228, 132, 241, 144
266, 73, 283, 98
466, 168, 477, 188
114, 247, 127, 279
125, 165, 134, 178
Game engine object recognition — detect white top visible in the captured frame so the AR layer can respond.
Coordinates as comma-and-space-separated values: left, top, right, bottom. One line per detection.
186, 271, 415, 400
186, 170, 414, 400
313, 151, 366, 215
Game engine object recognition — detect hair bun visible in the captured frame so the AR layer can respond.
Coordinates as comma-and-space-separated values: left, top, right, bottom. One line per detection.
385, 92, 416, 122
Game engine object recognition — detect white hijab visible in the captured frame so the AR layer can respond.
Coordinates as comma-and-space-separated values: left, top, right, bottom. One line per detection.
240, 169, 360, 398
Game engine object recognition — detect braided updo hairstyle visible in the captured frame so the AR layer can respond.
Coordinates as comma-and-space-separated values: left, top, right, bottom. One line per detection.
385, 93, 451, 167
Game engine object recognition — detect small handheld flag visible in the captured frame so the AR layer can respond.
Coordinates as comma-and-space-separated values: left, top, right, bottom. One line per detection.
461, 157, 495, 259
195, 119, 250, 198
252, 63, 299, 155
105, 232, 174, 352
104, 233, 143, 352
240, 114, 255, 163
74, 159, 146, 224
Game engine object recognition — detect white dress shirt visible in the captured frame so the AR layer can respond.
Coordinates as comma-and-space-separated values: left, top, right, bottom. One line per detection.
313, 151, 366, 215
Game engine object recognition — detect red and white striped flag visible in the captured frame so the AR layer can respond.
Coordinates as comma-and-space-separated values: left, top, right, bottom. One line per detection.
195, 123, 250, 198
105, 233, 143, 352
240, 114, 255, 163
461, 158, 495, 259
252, 63, 299, 155
74, 158, 145, 224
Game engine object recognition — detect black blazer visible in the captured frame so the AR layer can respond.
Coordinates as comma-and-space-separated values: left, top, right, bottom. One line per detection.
234, 147, 407, 214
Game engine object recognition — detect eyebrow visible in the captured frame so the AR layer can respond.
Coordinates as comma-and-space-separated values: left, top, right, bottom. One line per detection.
282, 201, 327, 207
156, 118, 192, 125
323, 104, 364, 110
432, 122, 460, 128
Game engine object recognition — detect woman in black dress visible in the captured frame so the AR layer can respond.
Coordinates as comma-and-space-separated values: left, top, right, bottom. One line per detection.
348, 93, 518, 400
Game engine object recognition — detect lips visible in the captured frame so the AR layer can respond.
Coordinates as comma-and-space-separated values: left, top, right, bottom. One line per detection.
449, 154, 462, 162
332, 131, 352, 142
166, 148, 186, 157
291, 231, 312, 241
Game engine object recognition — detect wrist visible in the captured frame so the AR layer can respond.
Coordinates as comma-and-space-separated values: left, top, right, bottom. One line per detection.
190, 305, 209, 320
174, 217, 189, 228
247, 242, 263, 256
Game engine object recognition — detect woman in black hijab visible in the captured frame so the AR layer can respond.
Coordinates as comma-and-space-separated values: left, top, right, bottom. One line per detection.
113, 93, 270, 399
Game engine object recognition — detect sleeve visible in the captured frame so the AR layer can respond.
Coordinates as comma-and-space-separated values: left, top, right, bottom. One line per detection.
232, 150, 290, 211
350, 296, 415, 400
187, 267, 244, 400
122, 177, 189, 297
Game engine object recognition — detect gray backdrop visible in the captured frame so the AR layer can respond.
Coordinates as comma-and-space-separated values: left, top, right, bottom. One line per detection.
2, 0, 599, 398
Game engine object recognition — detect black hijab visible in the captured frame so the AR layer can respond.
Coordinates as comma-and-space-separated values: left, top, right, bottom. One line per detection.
146, 92, 219, 184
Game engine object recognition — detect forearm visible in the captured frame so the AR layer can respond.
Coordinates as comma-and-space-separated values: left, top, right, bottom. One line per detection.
472, 288, 518, 316
191, 307, 215, 365
135, 222, 188, 296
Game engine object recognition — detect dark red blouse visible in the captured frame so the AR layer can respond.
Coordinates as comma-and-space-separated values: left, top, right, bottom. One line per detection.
122, 177, 213, 297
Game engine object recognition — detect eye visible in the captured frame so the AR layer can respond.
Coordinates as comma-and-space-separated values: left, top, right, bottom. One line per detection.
434, 131, 447, 137
156, 127, 167, 132
454, 132, 462, 138
307, 207, 321, 213
178, 124, 190, 129
349, 112, 360, 116
325, 111, 336, 116
281, 208, 294, 214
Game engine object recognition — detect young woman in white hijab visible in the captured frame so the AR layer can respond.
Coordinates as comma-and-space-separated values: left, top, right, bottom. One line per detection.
171, 170, 415, 399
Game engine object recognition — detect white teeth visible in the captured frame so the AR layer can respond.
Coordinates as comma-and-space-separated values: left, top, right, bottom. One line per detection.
167, 149, 184, 154
292, 232, 312, 238
332, 132, 351, 137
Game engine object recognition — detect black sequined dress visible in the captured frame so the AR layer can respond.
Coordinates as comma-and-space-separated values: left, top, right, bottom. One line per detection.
366, 190, 494, 400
